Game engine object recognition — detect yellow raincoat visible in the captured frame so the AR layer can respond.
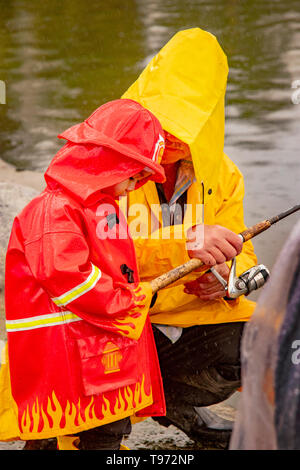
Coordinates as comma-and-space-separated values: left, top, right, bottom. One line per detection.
122, 28, 257, 326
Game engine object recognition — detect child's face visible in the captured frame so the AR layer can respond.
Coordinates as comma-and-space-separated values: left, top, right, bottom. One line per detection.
102, 170, 153, 198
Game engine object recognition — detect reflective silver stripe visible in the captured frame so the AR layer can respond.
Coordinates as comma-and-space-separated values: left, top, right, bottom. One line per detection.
52, 264, 102, 307
6, 311, 82, 332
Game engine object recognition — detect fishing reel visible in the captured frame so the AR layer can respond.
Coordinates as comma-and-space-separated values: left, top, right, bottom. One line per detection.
210, 257, 270, 299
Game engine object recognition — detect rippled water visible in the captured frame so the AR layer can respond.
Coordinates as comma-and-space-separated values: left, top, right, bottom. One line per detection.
1, 0, 300, 280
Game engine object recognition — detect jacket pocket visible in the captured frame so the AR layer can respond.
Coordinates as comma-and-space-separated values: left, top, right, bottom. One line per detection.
75, 334, 139, 396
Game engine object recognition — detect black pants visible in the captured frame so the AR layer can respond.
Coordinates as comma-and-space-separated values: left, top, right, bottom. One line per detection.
151, 322, 245, 439
153, 322, 244, 412
23, 418, 131, 450
75, 417, 132, 450
23, 417, 132, 450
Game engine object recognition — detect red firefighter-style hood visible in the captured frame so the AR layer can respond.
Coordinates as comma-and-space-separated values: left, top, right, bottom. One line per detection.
44, 99, 166, 206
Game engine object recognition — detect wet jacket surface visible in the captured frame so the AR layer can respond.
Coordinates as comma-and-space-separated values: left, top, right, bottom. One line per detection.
4, 99, 166, 440
122, 28, 257, 326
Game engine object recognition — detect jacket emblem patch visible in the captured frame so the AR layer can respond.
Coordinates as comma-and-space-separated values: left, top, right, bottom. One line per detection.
101, 341, 123, 374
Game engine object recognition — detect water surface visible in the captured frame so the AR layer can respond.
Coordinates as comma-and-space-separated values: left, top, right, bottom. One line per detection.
1, 0, 300, 283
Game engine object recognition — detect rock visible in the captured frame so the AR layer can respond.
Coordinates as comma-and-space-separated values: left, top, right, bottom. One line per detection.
0, 182, 40, 290
0, 158, 44, 291
0, 159, 44, 192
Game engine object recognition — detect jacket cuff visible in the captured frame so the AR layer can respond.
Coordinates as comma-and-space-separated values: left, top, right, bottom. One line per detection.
112, 282, 152, 340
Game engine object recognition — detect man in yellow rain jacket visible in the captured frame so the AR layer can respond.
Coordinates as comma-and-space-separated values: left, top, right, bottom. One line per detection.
122, 28, 257, 446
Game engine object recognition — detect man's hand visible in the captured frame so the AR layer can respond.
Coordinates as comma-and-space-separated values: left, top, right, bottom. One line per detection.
184, 262, 230, 300
186, 224, 242, 266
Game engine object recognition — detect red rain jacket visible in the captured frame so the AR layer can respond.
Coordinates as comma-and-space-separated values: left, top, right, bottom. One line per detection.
5, 99, 166, 440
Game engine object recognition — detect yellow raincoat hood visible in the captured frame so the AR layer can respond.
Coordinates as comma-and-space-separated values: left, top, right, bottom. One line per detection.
122, 27, 229, 198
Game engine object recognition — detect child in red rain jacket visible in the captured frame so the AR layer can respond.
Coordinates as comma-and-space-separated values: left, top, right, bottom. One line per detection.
4, 99, 166, 449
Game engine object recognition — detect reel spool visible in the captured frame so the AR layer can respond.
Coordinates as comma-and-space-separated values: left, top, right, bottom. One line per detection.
210, 258, 270, 299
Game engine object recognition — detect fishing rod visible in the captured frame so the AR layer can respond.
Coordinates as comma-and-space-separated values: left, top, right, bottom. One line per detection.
150, 204, 300, 294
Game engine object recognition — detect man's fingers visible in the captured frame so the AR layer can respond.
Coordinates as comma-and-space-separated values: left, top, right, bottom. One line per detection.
199, 284, 226, 295
206, 247, 226, 265
187, 250, 216, 266
224, 232, 243, 255
198, 281, 223, 292
187, 247, 226, 265
184, 286, 226, 299
196, 290, 227, 300
214, 240, 238, 261
198, 275, 223, 288
184, 279, 199, 290
187, 224, 243, 265
198, 272, 216, 283
185, 277, 226, 294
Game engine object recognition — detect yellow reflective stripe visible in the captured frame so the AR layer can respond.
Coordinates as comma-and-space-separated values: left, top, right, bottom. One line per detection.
6, 311, 82, 332
52, 264, 102, 307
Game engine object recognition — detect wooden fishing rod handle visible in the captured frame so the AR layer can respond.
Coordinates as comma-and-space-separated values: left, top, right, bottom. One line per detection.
150, 257, 204, 294
150, 221, 271, 293
239, 220, 271, 242
150, 207, 299, 294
